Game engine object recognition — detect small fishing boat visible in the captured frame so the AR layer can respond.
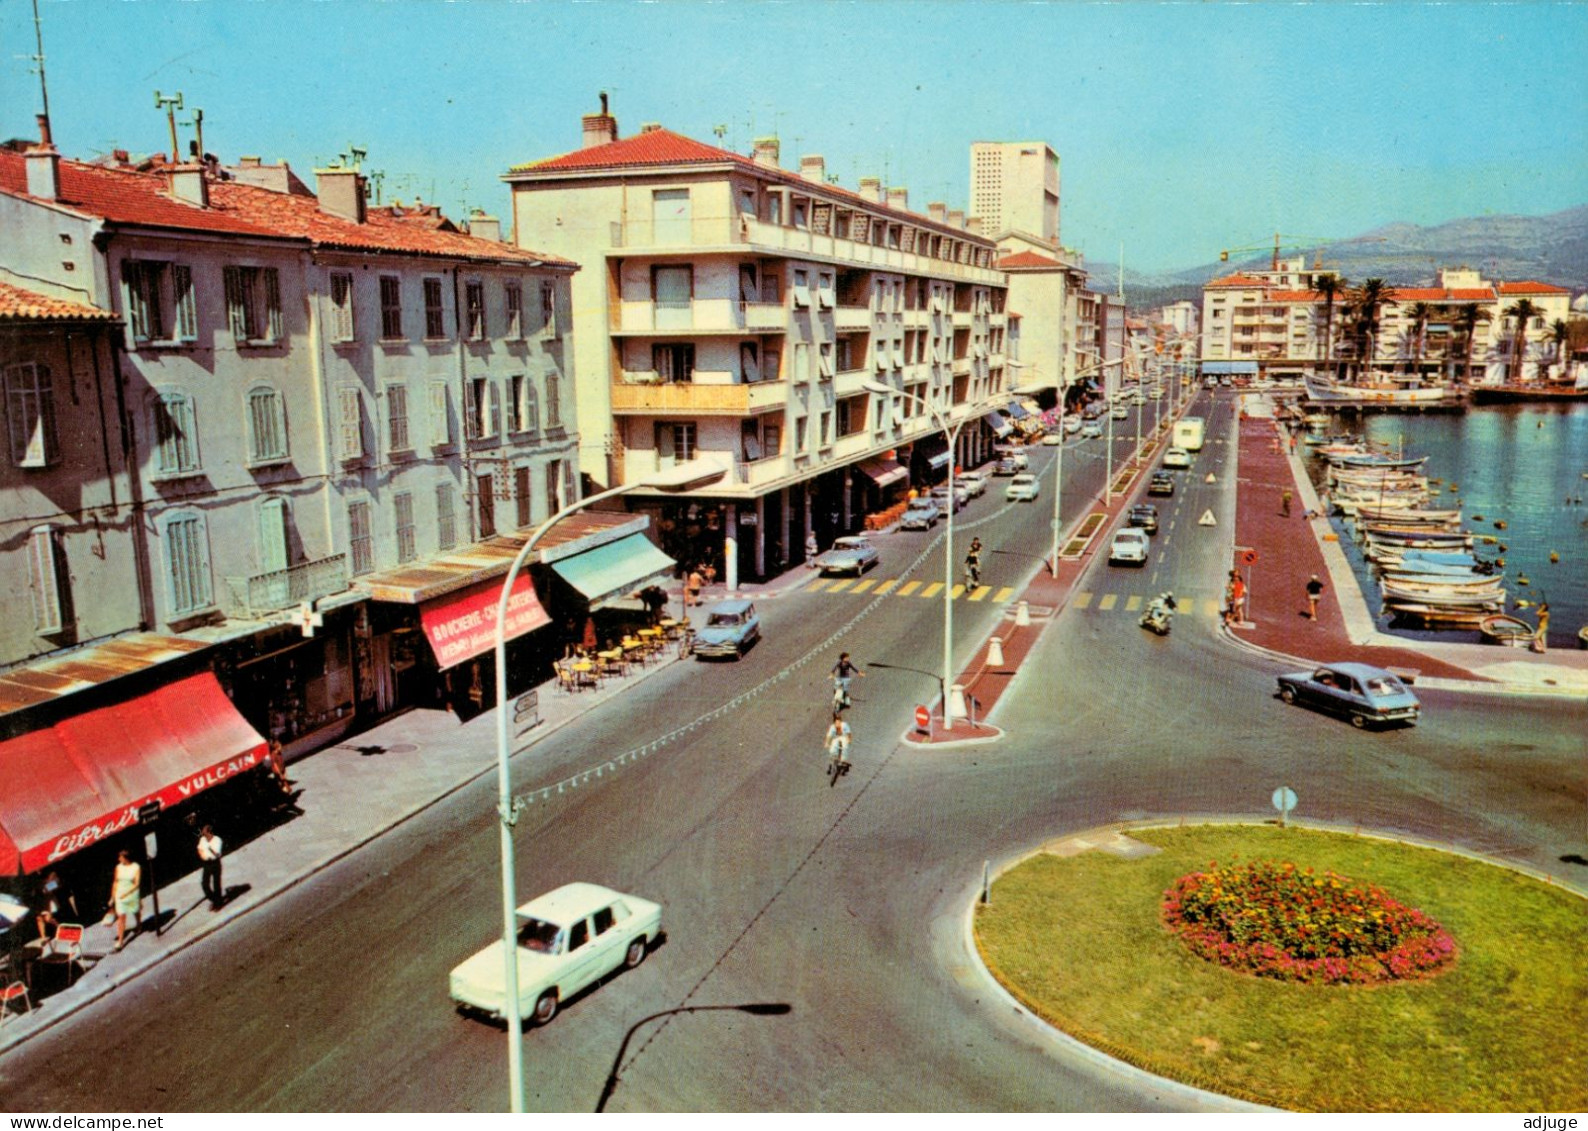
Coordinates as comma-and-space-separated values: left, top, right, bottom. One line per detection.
1380, 581, 1506, 606
1353, 505, 1462, 527
1479, 614, 1536, 648
1362, 530, 1475, 550
1386, 602, 1500, 628
1328, 453, 1430, 471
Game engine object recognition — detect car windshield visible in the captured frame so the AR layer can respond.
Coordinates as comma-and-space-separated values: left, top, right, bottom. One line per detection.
517, 916, 562, 953
707, 612, 742, 627
834, 539, 863, 550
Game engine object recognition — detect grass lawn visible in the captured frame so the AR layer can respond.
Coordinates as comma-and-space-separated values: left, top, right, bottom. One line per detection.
973, 825, 1587, 1112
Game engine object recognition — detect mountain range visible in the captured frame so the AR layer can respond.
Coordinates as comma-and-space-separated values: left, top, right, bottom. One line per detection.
1088, 205, 1588, 310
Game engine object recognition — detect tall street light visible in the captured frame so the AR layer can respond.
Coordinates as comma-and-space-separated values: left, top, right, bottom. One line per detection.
863, 381, 993, 730
491, 456, 725, 1112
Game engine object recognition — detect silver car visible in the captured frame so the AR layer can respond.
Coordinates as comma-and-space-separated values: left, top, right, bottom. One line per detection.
899, 499, 940, 530
813, 535, 879, 576
1276, 662, 1421, 729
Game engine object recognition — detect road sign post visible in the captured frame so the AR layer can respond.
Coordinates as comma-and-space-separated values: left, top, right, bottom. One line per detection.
914, 704, 931, 738
1271, 785, 1297, 828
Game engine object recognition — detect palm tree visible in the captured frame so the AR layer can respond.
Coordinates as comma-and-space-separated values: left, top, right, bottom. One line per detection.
1547, 318, 1570, 383
1452, 304, 1491, 385
1502, 298, 1542, 384
1404, 301, 1433, 381
1312, 273, 1346, 380
1349, 278, 1395, 383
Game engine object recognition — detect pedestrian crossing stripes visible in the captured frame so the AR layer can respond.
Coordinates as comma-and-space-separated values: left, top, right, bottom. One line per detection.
795, 577, 1222, 618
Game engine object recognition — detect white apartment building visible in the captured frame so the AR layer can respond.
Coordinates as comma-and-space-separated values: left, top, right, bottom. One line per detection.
506, 104, 1012, 586
970, 142, 1060, 247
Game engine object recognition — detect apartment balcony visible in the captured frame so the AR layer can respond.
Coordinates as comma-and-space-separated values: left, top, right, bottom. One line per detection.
833, 367, 874, 397
225, 554, 350, 619
611, 376, 788, 415
613, 299, 788, 336
737, 218, 1006, 286
951, 356, 972, 377
833, 305, 872, 330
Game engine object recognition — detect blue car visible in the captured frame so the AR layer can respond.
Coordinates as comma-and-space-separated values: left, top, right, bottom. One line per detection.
1276, 662, 1421, 729
693, 599, 761, 660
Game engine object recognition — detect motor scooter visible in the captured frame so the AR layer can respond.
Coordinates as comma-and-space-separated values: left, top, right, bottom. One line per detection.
1139, 592, 1177, 636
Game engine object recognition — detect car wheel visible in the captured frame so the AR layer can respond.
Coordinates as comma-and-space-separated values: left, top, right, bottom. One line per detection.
1350, 713, 1368, 729
1279, 686, 1296, 704
624, 938, 647, 969
533, 990, 558, 1026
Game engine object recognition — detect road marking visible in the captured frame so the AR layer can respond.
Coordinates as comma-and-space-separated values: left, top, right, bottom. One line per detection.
827, 579, 855, 593
1099, 593, 1118, 610
1125, 594, 1143, 611
804, 578, 830, 593
921, 582, 945, 598
949, 583, 966, 599
851, 578, 876, 594
1073, 591, 1094, 609
968, 585, 991, 602
993, 586, 1015, 602
874, 578, 899, 595
897, 580, 922, 597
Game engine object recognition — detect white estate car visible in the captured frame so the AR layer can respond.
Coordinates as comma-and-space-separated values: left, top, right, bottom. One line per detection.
1163, 447, 1192, 469
1006, 473, 1040, 501
958, 469, 989, 497
450, 882, 663, 1025
1109, 528, 1150, 566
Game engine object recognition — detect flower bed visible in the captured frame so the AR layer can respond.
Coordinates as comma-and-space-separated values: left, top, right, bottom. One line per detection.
1162, 859, 1457, 985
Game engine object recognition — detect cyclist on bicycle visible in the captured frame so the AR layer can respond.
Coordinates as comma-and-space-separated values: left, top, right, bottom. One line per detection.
831, 652, 864, 708
964, 537, 983, 587
824, 712, 853, 766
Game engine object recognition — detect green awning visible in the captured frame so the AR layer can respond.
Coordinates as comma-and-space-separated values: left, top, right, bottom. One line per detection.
549, 533, 676, 608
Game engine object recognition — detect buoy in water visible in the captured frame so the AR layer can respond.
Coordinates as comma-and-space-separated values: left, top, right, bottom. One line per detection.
1515, 598, 1533, 609
1518, 575, 1530, 586
1496, 558, 1506, 568
1550, 551, 1560, 563
1498, 543, 1508, 553
1478, 535, 1497, 544
1472, 513, 1485, 521
1495, 520, 1507, 530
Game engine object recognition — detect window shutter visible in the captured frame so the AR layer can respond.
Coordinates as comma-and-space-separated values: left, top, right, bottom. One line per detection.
338, 388, 363, 459
429, 382, 450, 447
258, 497, 289, 574
173, 265, 197, 341
125, 263, 149, 342
264, 268, 282, 341
28, 526, 63, 633
224, 267, 247, 341
485, 380, 498, 437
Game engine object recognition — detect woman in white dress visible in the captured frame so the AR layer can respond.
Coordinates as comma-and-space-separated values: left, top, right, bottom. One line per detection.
110, 849, 141, 951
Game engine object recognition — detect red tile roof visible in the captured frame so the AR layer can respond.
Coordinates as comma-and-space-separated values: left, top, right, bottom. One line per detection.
1205, 273, 1267, 288
996, 250, 1063, 269
1497, 280, 1569, 295
0, 280, 117, 322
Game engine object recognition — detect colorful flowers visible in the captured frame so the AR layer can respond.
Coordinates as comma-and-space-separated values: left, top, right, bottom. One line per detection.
1161, 860, 1457, 985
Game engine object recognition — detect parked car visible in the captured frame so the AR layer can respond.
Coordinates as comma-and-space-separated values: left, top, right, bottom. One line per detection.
1108, 527, 1149, 566
1205, 375, 1219, 388
1163, 447, 1192, 469
1147, 472, 1175, 496
813, 535, 879, 576
1064, 416, 1083, 435
992, 457, 1019, 476
693, 598, 761, 659
1127, 503, 1159, 534
1006, 473, 1040, 501
899, 498, 941, 530
449, 882, 663, 1025
1276, 662, 1421, 729
930, 484, 967, 513
994, 447, 1030, 470
1080, 423, 1103, 439
959, 469, 989, 497
1082, 403, 1103, 421
1111, 404, 1129, 420
1041, 431, 1063, 446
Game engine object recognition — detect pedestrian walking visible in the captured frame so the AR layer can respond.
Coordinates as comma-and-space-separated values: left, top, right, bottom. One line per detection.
1532, 601, 1550, 654
804, 531, 819, 565
197, 824, 224, 910
964, 537, 982, 587
1281, 489, 1293, 517
110, 849, 141, 951
1305, 574, 1325, 620
685, 566, 704, 607
1224, 569, 1247, 626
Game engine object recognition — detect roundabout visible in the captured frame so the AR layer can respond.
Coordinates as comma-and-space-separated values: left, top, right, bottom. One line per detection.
972, 823, 1588, 1112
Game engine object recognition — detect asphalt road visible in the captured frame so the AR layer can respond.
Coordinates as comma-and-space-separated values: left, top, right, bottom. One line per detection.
3, 395, 1582, 1112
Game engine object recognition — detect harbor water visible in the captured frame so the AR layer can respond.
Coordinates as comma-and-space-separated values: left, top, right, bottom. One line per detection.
1304, 402, 1588, 649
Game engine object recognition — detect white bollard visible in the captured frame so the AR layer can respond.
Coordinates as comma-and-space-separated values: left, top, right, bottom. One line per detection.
987, 636, 1004, 667
1015, 601, 1031, 627
949, 683, 968, 720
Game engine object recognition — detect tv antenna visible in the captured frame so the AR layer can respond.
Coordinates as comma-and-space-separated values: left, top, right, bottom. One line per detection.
180, 106, 204, 159
153, 90, 184, 162
27, 0, 51, 123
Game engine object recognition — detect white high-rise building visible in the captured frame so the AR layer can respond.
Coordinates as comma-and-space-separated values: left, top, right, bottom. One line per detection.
969, 142, 1060, 246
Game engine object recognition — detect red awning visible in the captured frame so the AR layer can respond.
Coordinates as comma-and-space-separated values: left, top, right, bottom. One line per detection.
0, 672, 268, 875
418, 572, 550, 671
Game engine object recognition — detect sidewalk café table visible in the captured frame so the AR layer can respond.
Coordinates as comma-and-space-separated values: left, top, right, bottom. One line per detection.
638, 626, 665, 656
570, 659, 599, 689
658, 617, 682, 640
596, 647, 626, 676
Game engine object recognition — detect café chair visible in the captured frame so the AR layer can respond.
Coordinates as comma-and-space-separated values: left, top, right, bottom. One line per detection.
0, 980, 30, 1026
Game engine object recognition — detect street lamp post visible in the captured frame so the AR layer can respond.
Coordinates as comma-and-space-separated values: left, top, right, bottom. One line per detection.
491, 457, 724, 1112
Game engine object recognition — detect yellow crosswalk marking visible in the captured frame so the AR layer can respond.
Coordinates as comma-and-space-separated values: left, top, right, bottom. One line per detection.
897, 580, 922, 597
875, 578, 899, 595
851, 578, 876, 594
993, 586, 1014, 602
1099, 593, 1118, 610
1073, 592, 1093, 608
921, 582, 944, 598
827, 579, 854, 593
804, 578, 830, 593
949, 583, 966, 599
968, 585, 991, 602
1125, 594, 1143, 611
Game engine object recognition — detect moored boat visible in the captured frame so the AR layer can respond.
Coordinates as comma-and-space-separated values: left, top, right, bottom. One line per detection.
1479, 614, 1536, 647
1380, 583, 1506, 607
1386, 602, 1500, 628
1305, 375, 1461, 407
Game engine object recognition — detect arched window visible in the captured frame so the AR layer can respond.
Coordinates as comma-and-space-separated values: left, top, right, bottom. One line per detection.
246, 385, 289, 464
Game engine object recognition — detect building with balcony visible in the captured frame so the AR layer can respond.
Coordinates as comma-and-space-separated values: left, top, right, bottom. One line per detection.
506, 102, 1012, 585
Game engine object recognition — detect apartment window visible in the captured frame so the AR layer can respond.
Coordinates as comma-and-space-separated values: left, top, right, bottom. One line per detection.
4, 361, 58, 467
763, 344, 781, 382
819, 410, 833, 448
818, 343, 835, 380
792, 200, 808, 230
794, 343, 810, 383
545, 461, 562, 518
394, 492, 417, 564
465, 280, 486, 341
762, 423, 781, 459
541, 280, 557, 335
817, 271, 835, 308
740, 342, 760, 383
152, 391, 200, 476
794, 417, 808, 451
505, 282, 523, 339
223, 265, 282, 344
477, 474, 496, 537
436, 484, 458, 551
738, 264, 759, 305
386, 383, 411, 453
507, 374, 526, 433
429, 382, 452, 448
347, 501, 373, 575
466, 377, 497, 440
325, 390, 362, 466
654, 343, 696, 383
245, 385, 288, 464
125, 260, 196, 344
27, 524, 66, 634
740, 419, 763, 462
515, 465, 532, 528
330, 272, 355, 342
762, 273, 781, 304
792, 269, 811, 308
655, 421, 696, 465
836, 338, 854, 372
161, 510, 213, 615
423, 277, 446, 339
379, 276, 404, 339
257, 496, 290, 581
545, 372, 561, 428
836, 397, 865, 436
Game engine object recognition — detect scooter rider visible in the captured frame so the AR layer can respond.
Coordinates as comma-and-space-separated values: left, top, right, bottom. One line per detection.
831, 652, 864, 707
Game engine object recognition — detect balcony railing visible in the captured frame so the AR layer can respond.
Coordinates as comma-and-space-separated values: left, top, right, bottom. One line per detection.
611, 378, 787, 415
225, 554, 349, 618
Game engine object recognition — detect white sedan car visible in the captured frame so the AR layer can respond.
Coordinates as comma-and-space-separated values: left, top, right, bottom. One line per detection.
1163, 446, 1192, 469
1006, 473, 1040, 501
450, 882, 663, 1024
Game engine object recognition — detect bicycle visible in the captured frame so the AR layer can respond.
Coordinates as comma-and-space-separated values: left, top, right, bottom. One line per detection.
826, 739, 852, 786
831, 676, 853, 713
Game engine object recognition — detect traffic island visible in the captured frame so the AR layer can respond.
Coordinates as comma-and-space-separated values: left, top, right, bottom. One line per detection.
972, 824, 1587, 1112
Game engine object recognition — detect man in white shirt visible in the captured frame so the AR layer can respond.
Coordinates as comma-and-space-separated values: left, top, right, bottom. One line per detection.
197, 825, 224, 910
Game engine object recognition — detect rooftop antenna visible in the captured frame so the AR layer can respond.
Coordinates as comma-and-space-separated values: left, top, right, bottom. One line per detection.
28, 0, 51, 124
367, 169, 385, 204
712, 123, 728, 146
153, 90, 183, 162
181, 106, 204, 160
348, 145, 367, 171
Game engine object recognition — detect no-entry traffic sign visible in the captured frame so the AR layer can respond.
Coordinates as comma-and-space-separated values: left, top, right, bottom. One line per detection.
914, 705, 931, 733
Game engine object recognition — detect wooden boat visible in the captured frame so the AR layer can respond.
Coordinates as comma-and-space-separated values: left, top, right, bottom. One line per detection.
1381, 582, 1506, 606
1352, 505, 1457, 527
1328, 453, 1429, 470
1387, 602, 1500, 628
1379, 572, 1507, 593
1470, 383, 1588, 404
1379, 562, 1493, 581
1363, 531, 1475, 551
1479, 614, 1536, 647
1305, 375, 1461, 407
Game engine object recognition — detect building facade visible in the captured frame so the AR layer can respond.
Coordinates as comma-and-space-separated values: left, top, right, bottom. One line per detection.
969, 142, 1060, 248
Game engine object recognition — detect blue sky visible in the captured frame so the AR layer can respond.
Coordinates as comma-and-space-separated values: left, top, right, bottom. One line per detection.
3, 1, 1584, 274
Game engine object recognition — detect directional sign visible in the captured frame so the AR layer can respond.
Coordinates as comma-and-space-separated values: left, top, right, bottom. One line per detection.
1271, 786, 1298, 828
914, 705, 931, 733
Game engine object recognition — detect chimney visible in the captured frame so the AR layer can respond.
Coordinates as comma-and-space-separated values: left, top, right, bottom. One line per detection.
166, 164, 209, 207
858, 176, 884, 203
640, 122, 663, 134
966, 216, 983, 235
927, 201, 947, 223
25, 113, 60, 201
948, 209, 965, 229
799, 154, 826, 183
316, 166, 367, 223
752, 136, 780, 168
886, 186, 908, 211
468, 211, 502, 243
581, 91, 619, 149
238, 155, 262, 168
